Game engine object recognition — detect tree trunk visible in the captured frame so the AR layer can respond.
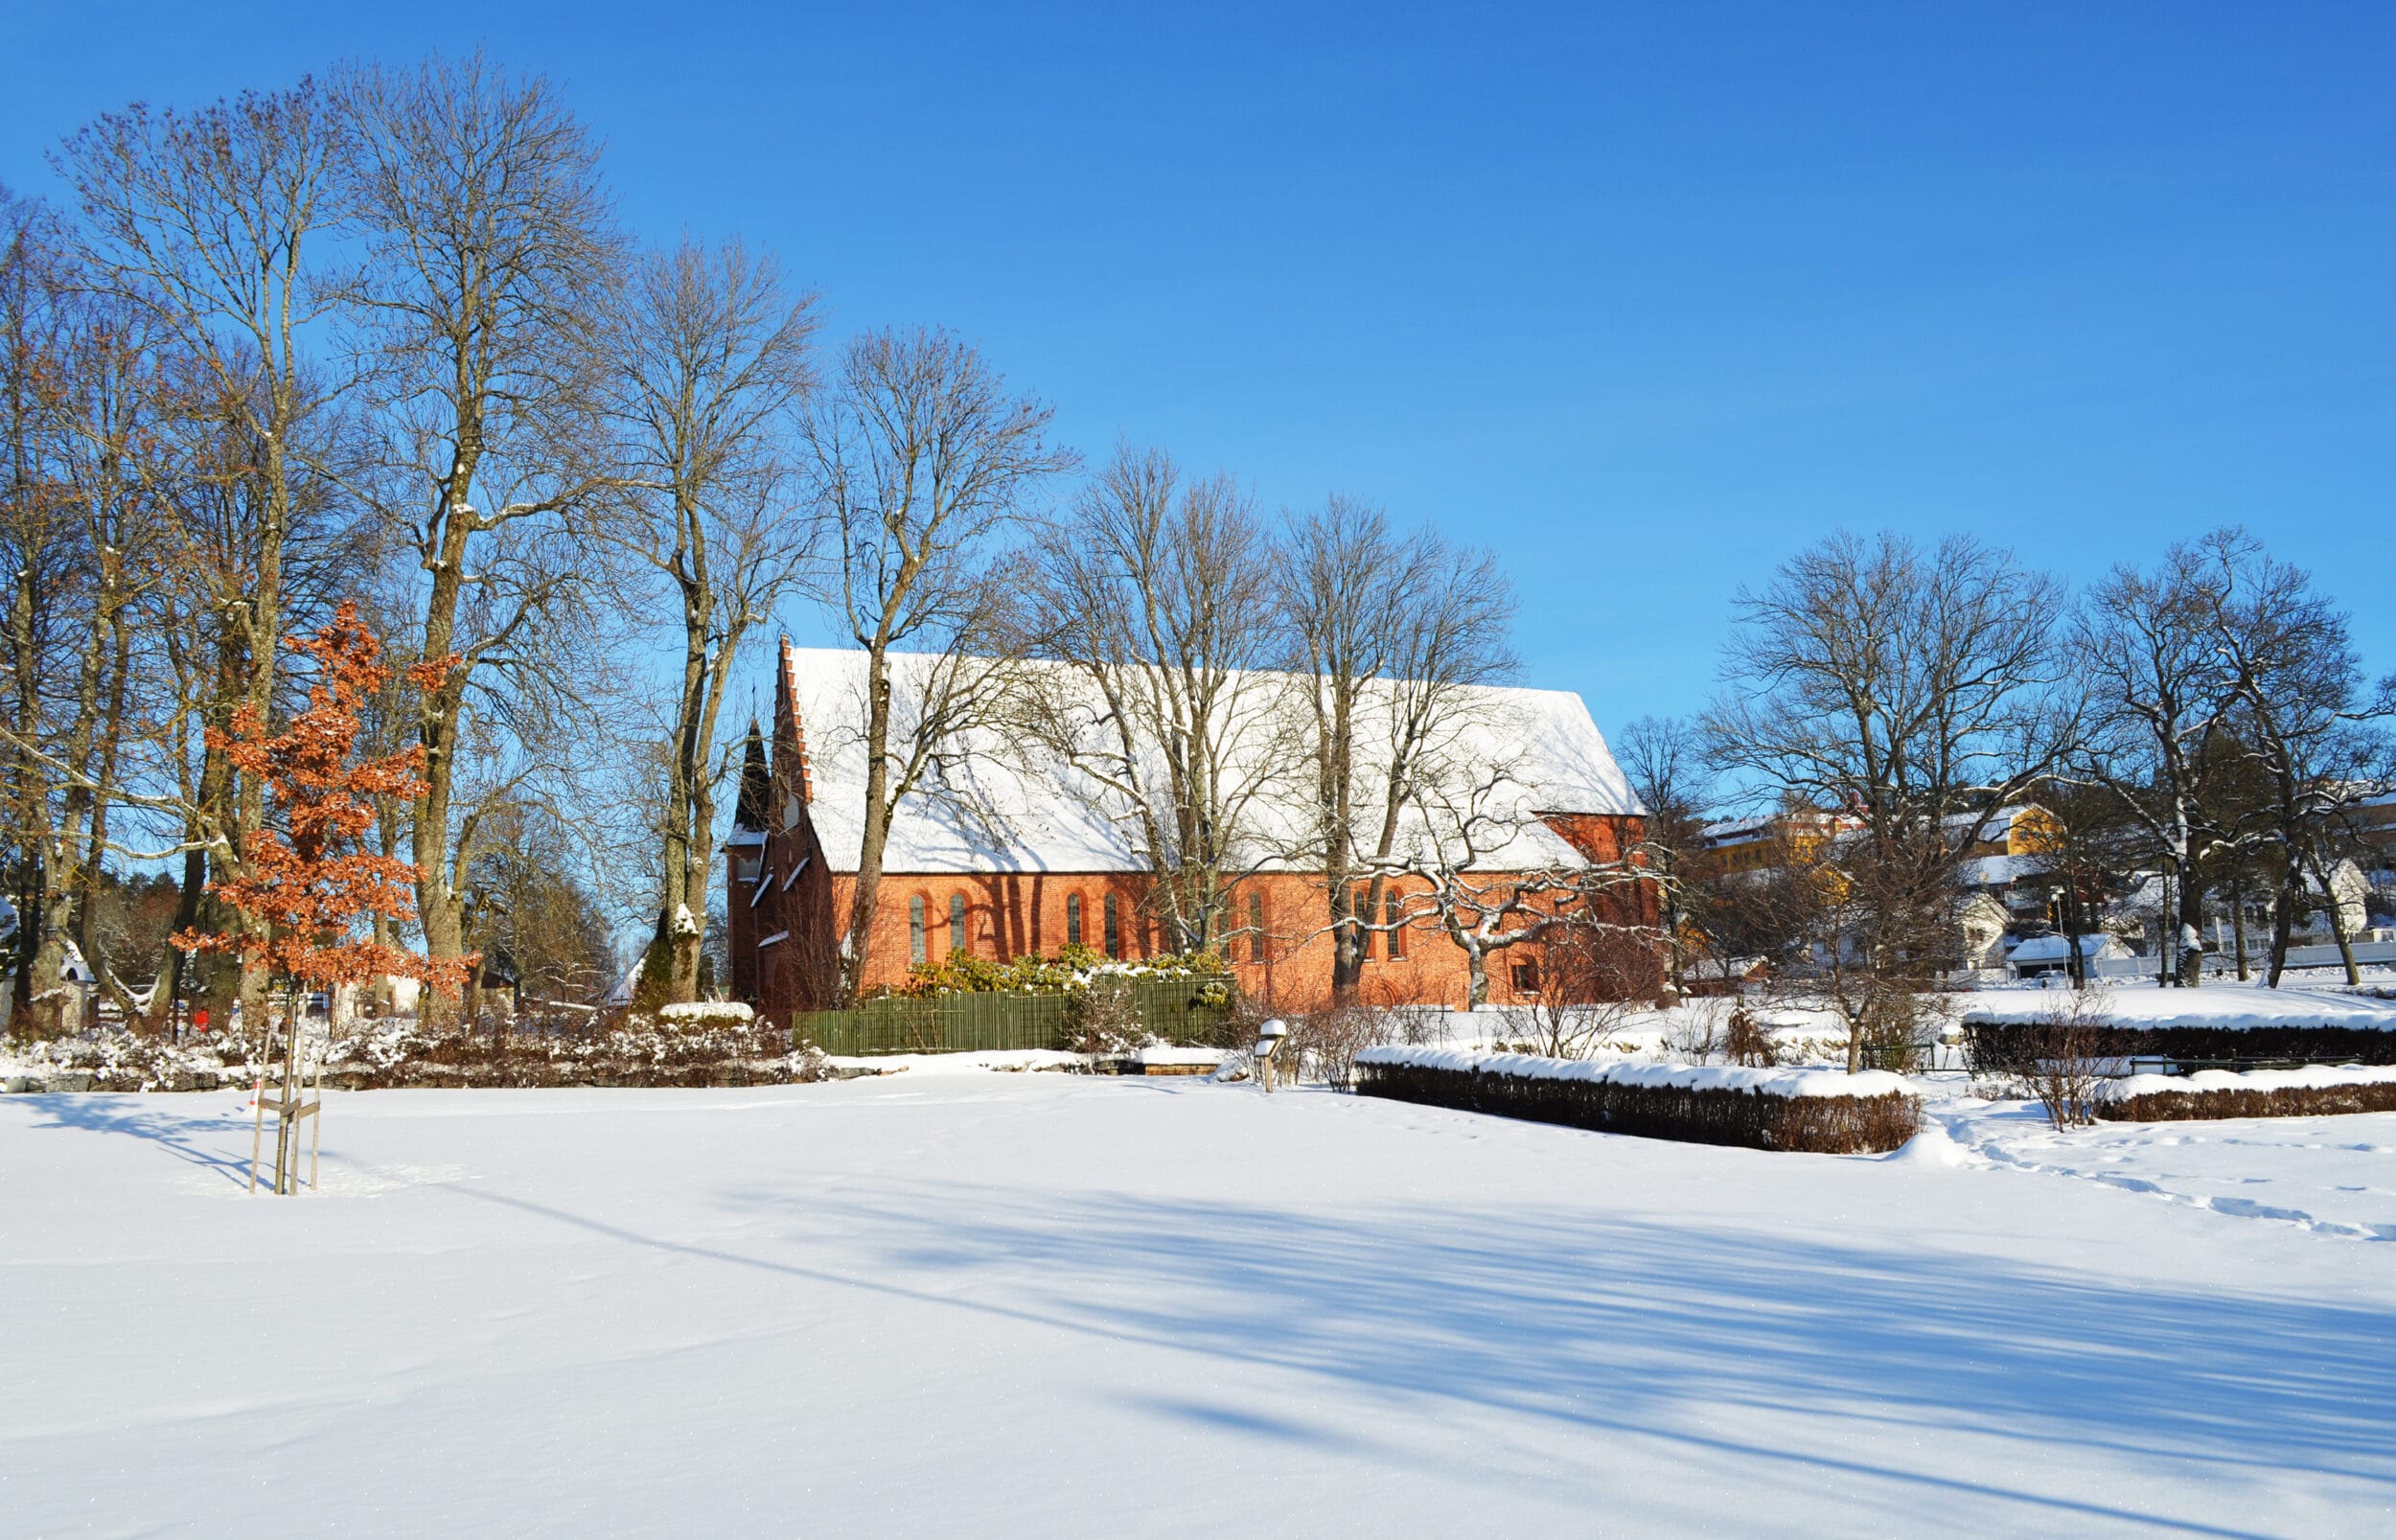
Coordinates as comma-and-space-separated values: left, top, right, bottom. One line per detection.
411, 471, 480, 1029
2311, 856, 2363, 986
2265, 874, 2298, 988
2176, 870, 2206, 988
838, 660, 895, 1005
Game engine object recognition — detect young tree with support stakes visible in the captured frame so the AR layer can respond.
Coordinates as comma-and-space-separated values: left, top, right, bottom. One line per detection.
173, 602, 472, 1193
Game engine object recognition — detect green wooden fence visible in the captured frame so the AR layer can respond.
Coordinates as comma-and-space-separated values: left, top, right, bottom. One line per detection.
793, 981, 1232, 1057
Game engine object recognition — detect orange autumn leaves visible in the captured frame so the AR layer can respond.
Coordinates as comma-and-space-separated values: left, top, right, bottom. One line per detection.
173, 603, 476, 997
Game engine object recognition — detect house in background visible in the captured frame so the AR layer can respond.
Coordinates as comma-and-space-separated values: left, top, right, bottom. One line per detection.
2005, 931, 2129, 979
1697, 810, 1859, 877
725, 641, 1658, 1025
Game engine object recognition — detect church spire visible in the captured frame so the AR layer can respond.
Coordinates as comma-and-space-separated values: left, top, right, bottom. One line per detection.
733, 719, 771, 830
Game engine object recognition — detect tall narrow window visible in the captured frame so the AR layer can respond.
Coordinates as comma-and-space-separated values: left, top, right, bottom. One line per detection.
1353, 884, 1373, 960
910, 895, 927, 964
1103, 892, 1121, 958
1066, 893, 1083, 948
950, 893, 967, 956
1249, 891, 1266, 963
1386, 890, 1405, 958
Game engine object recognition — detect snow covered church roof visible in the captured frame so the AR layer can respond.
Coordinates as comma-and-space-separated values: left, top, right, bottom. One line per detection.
766, 646, 1641, 877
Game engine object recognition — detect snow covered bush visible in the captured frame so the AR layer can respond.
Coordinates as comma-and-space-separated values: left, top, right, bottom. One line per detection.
897, 943, 1232, 1004
315, 1011, 810, 1089
1963, 988, 2126, 1127
1354, 1046, 1921, 1154
1661, 999, 1728, 1065
1062, 977, 1147, 1055
1283, 1005, 1396, 1090
657, 1001, 755, 1024
2094, 1065, 2396, 1122
1722, 1005, 1781, 1068
1, 1026, 256, 1091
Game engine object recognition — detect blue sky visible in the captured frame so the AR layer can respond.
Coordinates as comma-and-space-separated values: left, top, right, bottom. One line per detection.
6, 2, 2391, 738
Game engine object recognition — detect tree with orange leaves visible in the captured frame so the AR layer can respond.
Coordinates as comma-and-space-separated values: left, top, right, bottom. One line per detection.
175, 602, 474, 999
173, 602, 472, 1191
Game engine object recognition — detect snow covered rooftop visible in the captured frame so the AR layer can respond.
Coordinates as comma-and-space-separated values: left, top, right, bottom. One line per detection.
1960, 853, 2050, 887
2005, 933, 2124, 963
774, 647, 1640, 876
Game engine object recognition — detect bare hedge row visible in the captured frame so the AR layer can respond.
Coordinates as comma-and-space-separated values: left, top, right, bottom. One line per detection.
1353, 1060, 1920, 1154
1963, 1021, 2396, 1070
2099, 1081, 2396, 1122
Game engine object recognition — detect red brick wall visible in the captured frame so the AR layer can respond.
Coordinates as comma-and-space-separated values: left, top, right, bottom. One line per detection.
809, 865, 1647, 1014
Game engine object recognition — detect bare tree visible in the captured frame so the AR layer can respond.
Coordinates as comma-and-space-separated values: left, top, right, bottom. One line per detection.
1279, 497, 1516, 998
2193, 533, 2391, 985
1386, 747, 1639, 1009
0, 186, 74, 1030
1619, 714, 1713, 995
802, 328, 1071, 1003
55, 80, 355, 1032
1704, 531, 2073, 1069
1501, 927, 1639, 1059
339, 52, 622, 1023
599, 237, 817, 1001
41, 286, 181, 1024
2074, 531, 2251, 986
1028, 443, 1282, 953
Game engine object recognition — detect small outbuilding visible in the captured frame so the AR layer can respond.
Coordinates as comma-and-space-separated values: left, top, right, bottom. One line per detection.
2005, 932, 2126, 979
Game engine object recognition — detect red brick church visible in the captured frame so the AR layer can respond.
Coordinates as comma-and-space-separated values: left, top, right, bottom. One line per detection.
726, 641, 1655, 1025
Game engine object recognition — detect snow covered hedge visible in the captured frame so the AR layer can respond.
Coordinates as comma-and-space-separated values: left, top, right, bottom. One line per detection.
2094, 1064, 2396, 1122
1353, 1046, 1921, 1154
1961, 1020, 2396, 1070
3, 1013, 827, 1093
321, 1014, 818, 1089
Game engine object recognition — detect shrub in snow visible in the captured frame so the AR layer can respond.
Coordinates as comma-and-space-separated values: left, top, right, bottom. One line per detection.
1062, 977, 1148, 1055
895, 942, 1233, 1008
1965, 988, 2121, 1130
2094, 1065, 2396, 1122
317, 1012, 811, 1090
1, 1027, 255, 1092
1723, 1006, 1781, 1069
657, 1001, 755, 1024
1283, 1005, 1396, 1090
1354, 1046, 1921, 1155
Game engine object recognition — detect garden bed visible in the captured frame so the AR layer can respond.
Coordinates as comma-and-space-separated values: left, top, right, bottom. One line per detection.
1352, 1046, 1920, 1154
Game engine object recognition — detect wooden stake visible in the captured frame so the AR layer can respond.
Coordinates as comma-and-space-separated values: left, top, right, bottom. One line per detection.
248, 1055, 265, 1194
309, 1044, 323, 1191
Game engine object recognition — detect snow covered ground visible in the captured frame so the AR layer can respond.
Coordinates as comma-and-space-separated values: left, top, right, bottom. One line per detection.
6, 1074, 2395, 1537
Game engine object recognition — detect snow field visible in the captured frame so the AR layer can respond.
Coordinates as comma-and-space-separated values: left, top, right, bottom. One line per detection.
4, 1076, 2395, 1536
